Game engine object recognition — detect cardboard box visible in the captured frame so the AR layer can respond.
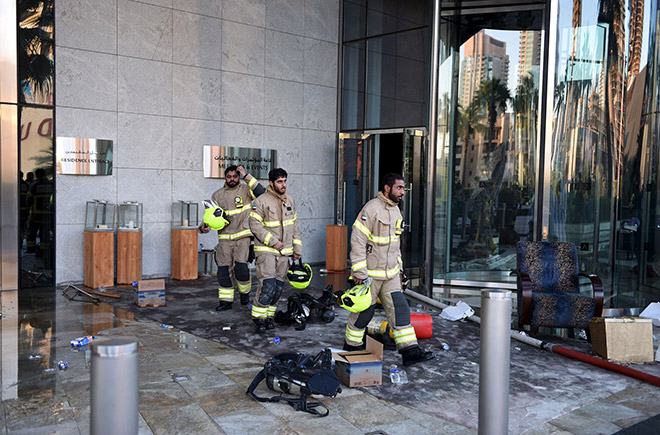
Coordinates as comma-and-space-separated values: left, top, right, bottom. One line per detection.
590, 317, 654, 363
332, 336, 383, 387
134, 279, 166, 307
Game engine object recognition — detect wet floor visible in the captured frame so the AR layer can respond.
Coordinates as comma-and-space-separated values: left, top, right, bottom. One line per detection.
1, 272, 660, 434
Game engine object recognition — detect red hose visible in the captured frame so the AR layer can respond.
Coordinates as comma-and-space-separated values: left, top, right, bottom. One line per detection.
551, 345, 660, 387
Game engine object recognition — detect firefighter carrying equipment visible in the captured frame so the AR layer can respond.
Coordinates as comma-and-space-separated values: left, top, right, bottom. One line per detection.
202, 200, 230, 230
246, 349, 341, 417
287, 259, 313, 290
275, 285, 336, 330
336, 277, 373, 313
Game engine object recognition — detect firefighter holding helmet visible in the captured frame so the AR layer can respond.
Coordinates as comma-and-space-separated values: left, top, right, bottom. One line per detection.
201, 165, 266, 311
249, 168, 302, 332
343, 173, 435, 367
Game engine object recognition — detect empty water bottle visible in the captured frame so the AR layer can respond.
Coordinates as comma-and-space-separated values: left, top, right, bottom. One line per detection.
389, 364, 408, 384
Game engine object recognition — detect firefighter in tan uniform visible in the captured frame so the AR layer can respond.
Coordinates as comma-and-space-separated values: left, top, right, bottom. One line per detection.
201, 165, 266, 311
249, 168, 302, 332
344, 173, 435, 366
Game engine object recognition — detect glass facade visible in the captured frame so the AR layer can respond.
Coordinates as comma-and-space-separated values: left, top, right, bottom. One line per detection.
0, 0, 55, 290
340, 0, 660, 306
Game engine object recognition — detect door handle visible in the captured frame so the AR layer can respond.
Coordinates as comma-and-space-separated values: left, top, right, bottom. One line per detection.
405, 183, 413, 232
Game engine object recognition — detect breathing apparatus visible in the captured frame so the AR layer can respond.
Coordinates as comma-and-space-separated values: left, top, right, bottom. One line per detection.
274, 285, 336, 330
246, 349, 341, 416
202, 200, 230, 230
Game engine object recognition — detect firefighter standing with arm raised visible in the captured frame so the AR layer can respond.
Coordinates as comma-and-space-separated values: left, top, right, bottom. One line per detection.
249, 168, 302, 332
201, 165, 266, 311
343, 173, 435, 366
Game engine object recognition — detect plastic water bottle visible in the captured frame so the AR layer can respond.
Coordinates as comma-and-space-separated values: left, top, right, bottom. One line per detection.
389, 364, 408, 384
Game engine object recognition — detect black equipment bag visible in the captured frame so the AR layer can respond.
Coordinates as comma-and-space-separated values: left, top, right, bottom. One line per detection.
246, 349, 341, 416
274, 285, 336, 330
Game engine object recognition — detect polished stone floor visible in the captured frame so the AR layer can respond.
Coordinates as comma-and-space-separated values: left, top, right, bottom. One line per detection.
1, 272, 660, 434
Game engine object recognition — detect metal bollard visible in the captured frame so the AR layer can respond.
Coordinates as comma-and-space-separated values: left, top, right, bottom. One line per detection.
478, 290, 512, 435
91, 337, 139, 435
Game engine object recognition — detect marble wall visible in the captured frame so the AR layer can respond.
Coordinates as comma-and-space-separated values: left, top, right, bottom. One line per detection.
55, 0, 339, 283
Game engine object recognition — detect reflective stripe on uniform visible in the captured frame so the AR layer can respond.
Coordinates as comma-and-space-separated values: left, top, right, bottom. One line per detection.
254, 245, 294, 255
392, 326, 417, 346
251, 305, 268, 318
250, 211, 264, 222
248, 177, 257, 189
351, 260, 367, 272
263, 232, 273, 245
353, 220, 399, 244
267, 306, 277, 317
293, 238, 302, 246
237, 281, 251, 293
345, 325, 365, 344
218, 287, 234, 300
217, 229, 252, 240
367, 263, 401, 279
283, 214, 297, 227
224, 207, 251, 217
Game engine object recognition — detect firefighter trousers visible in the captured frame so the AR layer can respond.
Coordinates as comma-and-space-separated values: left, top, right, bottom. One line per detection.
215, 238, 252, 302
345, 276, 418, 351
250, 253, 289, 320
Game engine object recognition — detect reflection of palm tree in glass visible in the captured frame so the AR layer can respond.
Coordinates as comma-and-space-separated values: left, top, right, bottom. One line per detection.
457, 99, 486, 152
19, 0, 54, 104
513, 74, 538, 186
478, 78, 510, 150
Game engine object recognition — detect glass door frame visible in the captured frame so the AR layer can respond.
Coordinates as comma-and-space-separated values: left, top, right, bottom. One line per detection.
431, 0, 551, 290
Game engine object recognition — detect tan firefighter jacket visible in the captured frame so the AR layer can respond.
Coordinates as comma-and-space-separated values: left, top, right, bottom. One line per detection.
211, 174, 265, 241
350, 192, 404, 281
249, 186, 302, 257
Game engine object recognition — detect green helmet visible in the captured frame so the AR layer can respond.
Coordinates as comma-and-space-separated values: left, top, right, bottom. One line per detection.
202, 200, 230, 231
287, 259, 313, 290
337, 277, 373, 313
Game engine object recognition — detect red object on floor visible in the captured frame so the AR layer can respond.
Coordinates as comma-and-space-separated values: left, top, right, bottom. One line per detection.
410, 312, 433, 339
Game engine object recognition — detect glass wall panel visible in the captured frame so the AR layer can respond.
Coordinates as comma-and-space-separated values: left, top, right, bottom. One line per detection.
344, 0, 367, 41
18, 0, 54, 105
341, 41, 366, 131
366, 0, 429, 37
365, 28, 429, 129
20, 107, 54, 287
434, 10, 542, 279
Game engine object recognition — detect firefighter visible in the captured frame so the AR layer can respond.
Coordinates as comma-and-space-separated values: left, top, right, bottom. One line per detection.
249, 168, 302, 332
201, 165, 266, 311
344, 173, 435, 367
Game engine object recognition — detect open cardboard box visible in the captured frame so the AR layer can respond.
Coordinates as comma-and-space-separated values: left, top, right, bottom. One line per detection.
134, 279, 166, 307
332, 336, 383, 387
590, 317, 654, 363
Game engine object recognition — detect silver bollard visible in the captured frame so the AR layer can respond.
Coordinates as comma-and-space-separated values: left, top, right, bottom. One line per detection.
478, 290, 512, 435
91, 337, 139, 435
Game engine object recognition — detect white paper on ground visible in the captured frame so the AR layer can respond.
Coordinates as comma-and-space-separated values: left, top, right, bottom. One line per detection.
439, 301, 475, 321
639, 302, 660, 327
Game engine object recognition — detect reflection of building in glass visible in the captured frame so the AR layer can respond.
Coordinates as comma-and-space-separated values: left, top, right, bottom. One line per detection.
457, 31, 510, 189
628, 0, 645, 79
518, 31, 541, 86
459, 31, 509, 108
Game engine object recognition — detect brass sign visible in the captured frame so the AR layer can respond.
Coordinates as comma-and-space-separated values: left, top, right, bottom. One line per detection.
56, 137, 113, 175
203, 145, 277, 179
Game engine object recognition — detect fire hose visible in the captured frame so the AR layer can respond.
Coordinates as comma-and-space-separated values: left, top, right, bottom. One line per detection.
404, 289, 660, 387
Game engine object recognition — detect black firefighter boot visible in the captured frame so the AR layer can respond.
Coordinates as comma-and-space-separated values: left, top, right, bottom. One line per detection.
265, 318, 275, 330
253, 318, 267, 333
400, 345, 435, 367
239, 292, 250, 305
216, 301, 233, 312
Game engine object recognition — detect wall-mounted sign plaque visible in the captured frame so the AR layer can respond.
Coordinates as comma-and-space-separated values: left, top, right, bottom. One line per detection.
203, 146, 277, 179
56, 137, 113, 175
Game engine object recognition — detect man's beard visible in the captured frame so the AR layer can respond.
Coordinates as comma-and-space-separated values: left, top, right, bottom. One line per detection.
388, 191, 401, 204
226, 180, 238, 188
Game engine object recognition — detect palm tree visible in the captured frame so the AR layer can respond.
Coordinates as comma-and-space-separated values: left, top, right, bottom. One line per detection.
18, 0, 54, 104
457, 98, 486, 150
477, 78, 510, 148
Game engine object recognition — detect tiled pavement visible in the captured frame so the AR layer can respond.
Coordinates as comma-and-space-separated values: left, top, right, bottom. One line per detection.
1, 285, 660, 434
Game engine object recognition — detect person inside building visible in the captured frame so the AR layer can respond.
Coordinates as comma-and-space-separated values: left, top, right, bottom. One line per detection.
249, 168, 302, 332
201, 165, 266, 311
344, 172, 435, 366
